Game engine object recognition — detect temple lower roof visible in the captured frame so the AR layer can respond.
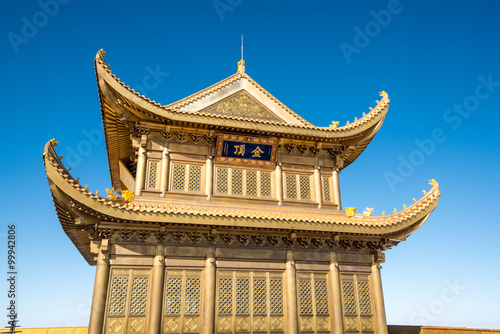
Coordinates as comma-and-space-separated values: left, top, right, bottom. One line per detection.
44, 140, 440, 265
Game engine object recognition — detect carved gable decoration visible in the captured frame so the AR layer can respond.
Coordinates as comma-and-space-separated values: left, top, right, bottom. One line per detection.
201, 91, 282, 121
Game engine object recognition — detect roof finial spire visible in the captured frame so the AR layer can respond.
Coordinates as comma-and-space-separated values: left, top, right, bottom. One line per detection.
238, 35, 245, 74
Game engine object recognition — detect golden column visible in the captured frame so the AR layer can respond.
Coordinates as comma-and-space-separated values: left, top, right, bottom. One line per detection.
203, 248, 216, 334
285, 251, 298, 334
148, 246, 166, 334
276, 162, 283, 205
206, 156, 214, 200
329, 253, 344, 334
371, 253, 388, 334
135, 146, 147, 196
160, 148, 170, 197
88, 240, 110, 334
333, 168, 341, 209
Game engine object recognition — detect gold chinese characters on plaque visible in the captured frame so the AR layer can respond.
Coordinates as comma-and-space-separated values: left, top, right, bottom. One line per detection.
215, 135, 277, 167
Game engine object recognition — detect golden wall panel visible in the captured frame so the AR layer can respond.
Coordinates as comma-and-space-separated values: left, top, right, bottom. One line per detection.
344, 316, 358, 332
217, 316, 233, 332
316, 316, 330, 331
107, 318, 124, 334
300, 316, 314, 332
235, 316, 251, 332
270, 316, 284, 332
360, 317, 373, 331
164, 317, 181, 333
183, 317, 199, 333
128, 317, 145, 333
253, 316, 267, 332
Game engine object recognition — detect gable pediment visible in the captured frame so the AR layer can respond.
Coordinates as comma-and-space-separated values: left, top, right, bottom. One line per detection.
167, 75, 309, 125
200, 90, 282, 121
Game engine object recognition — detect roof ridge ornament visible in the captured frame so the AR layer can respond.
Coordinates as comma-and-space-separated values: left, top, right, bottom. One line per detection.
237, 59, 245, 74
237, 35, 245, 74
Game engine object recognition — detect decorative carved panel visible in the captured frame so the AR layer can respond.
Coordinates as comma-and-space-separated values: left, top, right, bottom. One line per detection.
300, 316, 314, 331
128, 318, 145, 333
344, 316, 358, 332
183, 317, 199, 333
164, 317, 180, 333
316, 316, 330, 331
270, 316, 284, 332
217, 316, 233, 332
108, 318, 124, 334
202, 91, 281, 121
236, 316, 251, 332
253, 316, 267, 332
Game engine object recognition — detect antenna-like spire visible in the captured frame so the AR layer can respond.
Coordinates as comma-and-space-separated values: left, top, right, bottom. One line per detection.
241, 35, 244, 60
237, 35, 245, 74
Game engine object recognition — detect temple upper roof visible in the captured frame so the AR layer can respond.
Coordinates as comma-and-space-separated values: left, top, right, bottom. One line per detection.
95, 50, 390, 190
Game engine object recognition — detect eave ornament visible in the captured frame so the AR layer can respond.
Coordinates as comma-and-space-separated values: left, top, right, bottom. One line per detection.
329, 121, 339, 129
345, 207, 357, 217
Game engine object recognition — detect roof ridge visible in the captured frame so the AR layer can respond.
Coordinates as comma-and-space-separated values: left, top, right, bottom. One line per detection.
94, 50, 389, 132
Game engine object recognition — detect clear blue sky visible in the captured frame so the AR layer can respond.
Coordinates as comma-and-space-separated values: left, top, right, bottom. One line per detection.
1, 0, 499, 329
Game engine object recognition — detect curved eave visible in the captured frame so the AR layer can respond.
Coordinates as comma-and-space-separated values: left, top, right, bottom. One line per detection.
95, 51, 389, 141
44, 140, 440, 264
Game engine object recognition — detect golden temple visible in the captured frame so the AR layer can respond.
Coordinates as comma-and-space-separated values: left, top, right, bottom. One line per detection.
44, 50, 440, 334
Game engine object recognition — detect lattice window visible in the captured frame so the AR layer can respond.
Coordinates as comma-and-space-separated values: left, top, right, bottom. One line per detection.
315, 280, 329, 315
214, 167, 273, 199
106, 269, 150, 333
253, 278, 267, 315
218, 277, 233, 315
130, 277, 148, 316
217, 271, 284, 334
171, 163, 203, 193
285, 174, 297, 199
165, 276, 182, 315
232, 169, 243, 195
341, 275, 374, 334
188, 165, 202, 192
261, 172, 272, 197
146, 161, 159, 189
246, 171, 258, 196
163, 270, 202, 334
297, 274, 332, 333
299, 279, 313, 315
236, 278, 250, 314
323, 176, 331, 202
299, 175, 311, 200
185, 277, 201, 315
342, 280, 357, 316
171, 164, 186, 191
270, 279, 283, 315
216, 168, 229, 194
109, 276, 128, 316
357, 281, 372, 316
